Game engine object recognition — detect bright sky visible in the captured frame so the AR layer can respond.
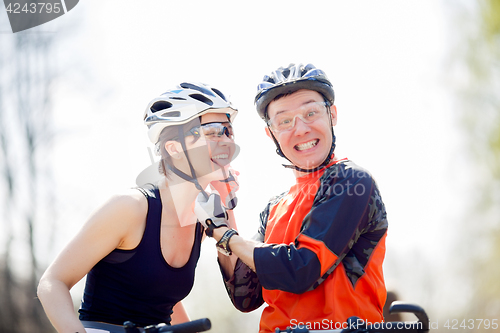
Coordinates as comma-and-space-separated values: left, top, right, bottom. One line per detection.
2, 0, 468, 328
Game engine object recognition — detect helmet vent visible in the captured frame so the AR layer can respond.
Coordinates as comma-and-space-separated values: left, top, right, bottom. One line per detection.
180, 82, 215, 97
263, 75, 274, 84
282, 68, 290, 78
189, 93, 213, 106
212, 88, 227, 102
151, 101, 173, 113
303, 63, 315, 74
169, 97, 186, 100
161, 111, 181, 118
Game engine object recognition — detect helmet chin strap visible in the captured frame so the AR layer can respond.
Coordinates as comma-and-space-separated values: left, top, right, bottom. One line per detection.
167, 126, 209, 199
269, 107, 336, 173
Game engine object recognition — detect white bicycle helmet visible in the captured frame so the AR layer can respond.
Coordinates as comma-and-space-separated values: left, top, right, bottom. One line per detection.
144, 82, 238, 144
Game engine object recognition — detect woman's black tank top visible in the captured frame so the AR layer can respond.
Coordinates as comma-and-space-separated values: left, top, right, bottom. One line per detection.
79, 184, 203, 327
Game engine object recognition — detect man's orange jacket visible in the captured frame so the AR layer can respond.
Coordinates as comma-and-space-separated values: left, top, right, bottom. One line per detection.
222, 160, 387, 333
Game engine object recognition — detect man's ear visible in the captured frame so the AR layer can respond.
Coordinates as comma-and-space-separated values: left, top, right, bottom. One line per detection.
265, 126, 273, 139
164, 141, 183, 160
330, 105, 338, 126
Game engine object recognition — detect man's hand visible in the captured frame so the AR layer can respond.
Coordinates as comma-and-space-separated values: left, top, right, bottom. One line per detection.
194, 192, 228, 237
210, 169, 239, 210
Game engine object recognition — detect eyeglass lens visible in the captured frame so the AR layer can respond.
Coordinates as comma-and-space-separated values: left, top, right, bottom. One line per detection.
269, 102, 327, 132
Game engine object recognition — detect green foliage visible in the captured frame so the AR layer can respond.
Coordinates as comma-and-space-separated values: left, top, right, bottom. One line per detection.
482, 0, 500, 39
450, 0, 500, 328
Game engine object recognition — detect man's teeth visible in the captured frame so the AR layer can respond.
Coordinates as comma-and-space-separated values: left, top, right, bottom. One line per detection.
212, 154, 229, 160
295, 140, 318, 151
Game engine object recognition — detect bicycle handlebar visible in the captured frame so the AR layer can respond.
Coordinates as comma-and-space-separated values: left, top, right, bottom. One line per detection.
122, 302, 426, 333
158, 318, 211, 333
389, 302, 429, 330
124, 318, 211, 333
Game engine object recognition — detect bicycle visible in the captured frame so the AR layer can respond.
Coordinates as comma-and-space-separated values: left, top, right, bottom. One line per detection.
275, 302, 429, 333
83, 302, 426, 333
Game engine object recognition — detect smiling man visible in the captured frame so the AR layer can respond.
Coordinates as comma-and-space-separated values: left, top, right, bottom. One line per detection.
196, 63, 388, 333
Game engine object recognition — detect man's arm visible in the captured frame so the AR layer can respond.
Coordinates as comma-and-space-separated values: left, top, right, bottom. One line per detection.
213, 227, 260, 270
212, 202, 272, 312
214, 227, 264, 312
217, 165, 387, 294
215, 210, 239, 279
212, 193, 275, 274
212, 226, 265, 312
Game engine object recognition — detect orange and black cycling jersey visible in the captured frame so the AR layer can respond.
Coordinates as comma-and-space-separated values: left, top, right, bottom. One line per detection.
221, 159, 388, 333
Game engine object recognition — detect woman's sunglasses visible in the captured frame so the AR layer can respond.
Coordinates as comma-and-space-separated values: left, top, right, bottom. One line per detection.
183, 122, 234, 141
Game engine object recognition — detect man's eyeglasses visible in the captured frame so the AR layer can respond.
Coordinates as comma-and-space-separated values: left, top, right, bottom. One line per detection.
184, 122, 234, 141
267, 101, 329, 133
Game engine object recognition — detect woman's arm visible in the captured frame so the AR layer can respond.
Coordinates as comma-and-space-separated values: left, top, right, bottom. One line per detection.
170, 301, 190, 325
37, 189, 148, 333
37, 278, 87, 333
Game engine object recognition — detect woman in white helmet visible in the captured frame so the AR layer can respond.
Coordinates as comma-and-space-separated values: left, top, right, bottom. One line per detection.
37, 82, 239, 333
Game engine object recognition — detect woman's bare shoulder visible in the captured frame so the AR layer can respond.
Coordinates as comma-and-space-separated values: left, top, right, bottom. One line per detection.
102, 188, 149, 225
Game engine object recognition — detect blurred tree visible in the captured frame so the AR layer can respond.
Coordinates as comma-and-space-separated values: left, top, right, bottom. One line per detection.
0, 15, 57, 333
448, 0, 500, 328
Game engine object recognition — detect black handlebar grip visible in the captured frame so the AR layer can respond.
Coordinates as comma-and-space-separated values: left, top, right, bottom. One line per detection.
158, 318, 211, 333
124, 321, 141, 333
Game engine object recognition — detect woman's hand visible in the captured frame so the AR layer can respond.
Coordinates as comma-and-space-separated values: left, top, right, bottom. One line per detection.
194, 192, 229, 237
